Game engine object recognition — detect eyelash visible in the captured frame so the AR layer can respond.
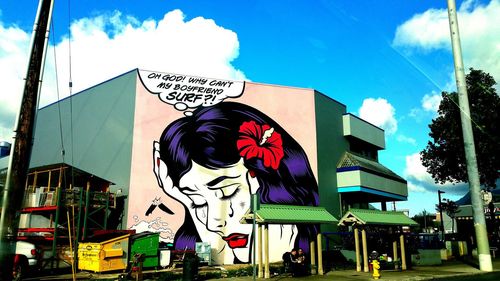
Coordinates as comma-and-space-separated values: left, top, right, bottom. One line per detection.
188, 186, 240, 209
191, 202, 207, 209
220, 187, 240, 200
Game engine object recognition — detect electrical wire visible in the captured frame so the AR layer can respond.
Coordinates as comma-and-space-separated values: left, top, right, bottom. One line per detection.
67, 0, 75, 192
50, 23, 65, 159
49, 9, 70, 199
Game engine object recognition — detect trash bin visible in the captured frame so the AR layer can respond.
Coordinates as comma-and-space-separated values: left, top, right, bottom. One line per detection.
182, 253, 199, 281
78, 233, 130, 272
130, 232, 160, 268
159, 242, 174, 268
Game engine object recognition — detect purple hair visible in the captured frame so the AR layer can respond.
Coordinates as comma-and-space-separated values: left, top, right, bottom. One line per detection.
158, 102, 319, 258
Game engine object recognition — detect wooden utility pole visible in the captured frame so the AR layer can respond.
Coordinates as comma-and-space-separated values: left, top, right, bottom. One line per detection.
446, 0, 492, 271
0, 0, 54, 279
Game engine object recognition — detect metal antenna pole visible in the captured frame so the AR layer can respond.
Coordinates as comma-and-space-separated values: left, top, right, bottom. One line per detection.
0, 0, 55, 278
446, 0, 492, 271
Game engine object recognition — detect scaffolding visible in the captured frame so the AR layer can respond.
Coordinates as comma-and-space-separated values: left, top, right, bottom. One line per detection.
17, 164, 115, 269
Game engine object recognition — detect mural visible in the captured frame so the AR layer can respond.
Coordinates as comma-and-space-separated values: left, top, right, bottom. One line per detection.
138, 69, 245, 116
129, 70, 319, 264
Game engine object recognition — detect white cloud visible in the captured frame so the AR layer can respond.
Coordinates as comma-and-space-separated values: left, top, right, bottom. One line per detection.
393, 7, 450, 51
408, 92, 442, 122
404, 152, 468, 194
407, 181, 428, 193
421, 92, 442, 112
393, 0, 500, 88
0, 21, 30, 142
408, 108, 422, 118
404, 153, 434, 183
396, 135, 417, 146
358, 98, 398, 135
0, 9, 245, 142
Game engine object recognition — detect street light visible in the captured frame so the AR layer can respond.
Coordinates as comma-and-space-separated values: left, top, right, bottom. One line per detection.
438, 190, 445, 242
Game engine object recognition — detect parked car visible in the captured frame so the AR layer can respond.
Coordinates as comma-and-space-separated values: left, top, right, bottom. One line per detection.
12, 240, 40, 281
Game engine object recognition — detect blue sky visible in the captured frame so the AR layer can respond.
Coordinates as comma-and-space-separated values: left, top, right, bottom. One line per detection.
1, 0, 499, 216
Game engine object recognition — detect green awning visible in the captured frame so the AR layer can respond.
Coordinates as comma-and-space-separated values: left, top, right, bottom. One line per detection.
240, 204, 338, 224
338, 208, 418, 226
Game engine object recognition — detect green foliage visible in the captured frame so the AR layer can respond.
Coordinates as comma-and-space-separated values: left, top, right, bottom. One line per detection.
421, 68, 500, 188
436, 199, 460, 219
436, 198, 460, 231
412, 210, 438, 232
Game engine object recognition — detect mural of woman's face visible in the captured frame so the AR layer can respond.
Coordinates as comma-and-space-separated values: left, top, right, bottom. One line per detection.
178, 158, 259, 263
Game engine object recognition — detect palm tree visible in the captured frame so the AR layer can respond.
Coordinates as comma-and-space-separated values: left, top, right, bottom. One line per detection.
436, 199, 461, 233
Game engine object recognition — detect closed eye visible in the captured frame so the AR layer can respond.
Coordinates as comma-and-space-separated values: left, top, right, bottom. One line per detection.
206, 175, 240, 188
221, 188, 240, 200
188, 194, 206, 208
191, 202, 207, 209
219, 184, 240, 200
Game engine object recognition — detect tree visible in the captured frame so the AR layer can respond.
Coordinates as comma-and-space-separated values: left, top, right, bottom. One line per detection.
412, 209, 438, 233
436, 199, 460, 233
421, 68, 500, 189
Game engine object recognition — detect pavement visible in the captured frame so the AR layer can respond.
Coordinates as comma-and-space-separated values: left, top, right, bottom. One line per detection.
27, 258, 500, 280
204, 258, 500, 281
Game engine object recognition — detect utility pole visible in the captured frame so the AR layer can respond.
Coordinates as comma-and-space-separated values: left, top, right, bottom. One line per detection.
0, 0, 54, 279
446, 0, 492, 271
438, 190, 445, 241
423, 210, 427, 231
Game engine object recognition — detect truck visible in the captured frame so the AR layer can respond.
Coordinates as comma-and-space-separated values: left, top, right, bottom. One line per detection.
12, 240, 40, 281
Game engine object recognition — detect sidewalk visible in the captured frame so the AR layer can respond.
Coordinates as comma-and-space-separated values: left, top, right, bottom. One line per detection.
28, 258, 500, 280
208, 259, 500, 281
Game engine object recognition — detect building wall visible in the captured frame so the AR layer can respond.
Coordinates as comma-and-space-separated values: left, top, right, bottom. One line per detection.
30, 70, 137, 217
127, 70, 320, 264
314, 92, 349, 233
27, 68, 401, 266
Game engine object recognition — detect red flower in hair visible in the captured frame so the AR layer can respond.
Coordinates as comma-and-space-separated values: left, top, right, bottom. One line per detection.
237, 121, 284, 170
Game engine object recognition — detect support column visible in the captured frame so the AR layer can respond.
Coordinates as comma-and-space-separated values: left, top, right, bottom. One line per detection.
362, 228, 369, 272
393, 240, 399, 270
317, 233, 324, 275
310, 240, 317, 275
354, 227, 361, 272
258, 224, 263, 278
264, 224, 270, 278
400, 233, 407, 270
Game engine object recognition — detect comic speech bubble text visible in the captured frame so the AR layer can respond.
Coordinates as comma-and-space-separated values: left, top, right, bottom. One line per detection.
139, 70, 244, 116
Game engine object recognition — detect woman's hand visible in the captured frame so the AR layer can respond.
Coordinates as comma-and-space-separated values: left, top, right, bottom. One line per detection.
153, 141, 192, 207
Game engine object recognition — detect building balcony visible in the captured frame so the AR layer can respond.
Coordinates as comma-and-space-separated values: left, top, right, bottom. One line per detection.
343, 114, 385, 150
336, 152, 407, 203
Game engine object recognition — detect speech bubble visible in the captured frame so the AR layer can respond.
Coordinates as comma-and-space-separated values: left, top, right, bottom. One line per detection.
138, 69, 245, 116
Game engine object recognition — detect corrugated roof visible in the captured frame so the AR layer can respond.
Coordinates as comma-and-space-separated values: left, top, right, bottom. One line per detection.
338, 208, 418, 226
240, 204, 338, 224
337, 152, 406, 183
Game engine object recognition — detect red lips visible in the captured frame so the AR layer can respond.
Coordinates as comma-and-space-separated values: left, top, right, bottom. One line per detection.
222, 233, 249, 249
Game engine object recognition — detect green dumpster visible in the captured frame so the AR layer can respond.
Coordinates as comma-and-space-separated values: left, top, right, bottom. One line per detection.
130, 232, 160, 268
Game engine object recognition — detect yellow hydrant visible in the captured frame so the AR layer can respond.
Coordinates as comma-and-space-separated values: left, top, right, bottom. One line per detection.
371, 259, 381, 280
